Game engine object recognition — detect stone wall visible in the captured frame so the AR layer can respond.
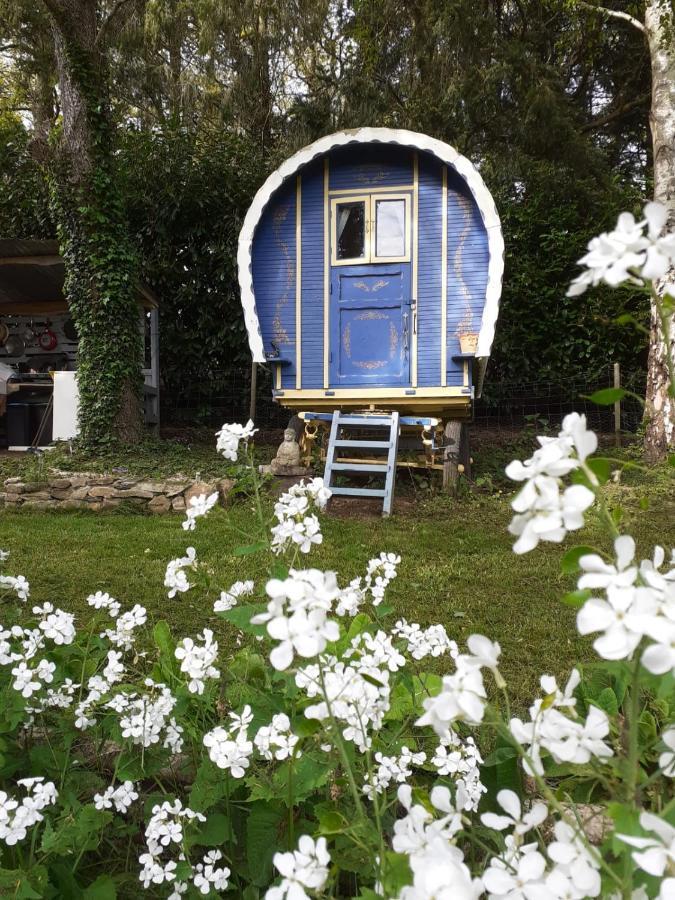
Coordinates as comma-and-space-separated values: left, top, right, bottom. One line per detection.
1, 474, 233, 512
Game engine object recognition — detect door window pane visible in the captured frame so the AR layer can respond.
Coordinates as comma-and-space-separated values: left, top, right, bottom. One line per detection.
336, 201, 365, 260
375, 199, 405, 257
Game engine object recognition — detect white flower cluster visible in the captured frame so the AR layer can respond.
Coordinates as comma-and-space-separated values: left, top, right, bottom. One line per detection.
253, 569, 340, 671
416, 634, 501, 733
364, 552, 400, 605
393, 618, 458, 660
505, 412, 597, 554
25, 678, 78, 721
73, 650, 126, 730
432, 731, 486, 812
270, 478, 331, 555
394, 783, 479, 899
363, 745, 426, 798
567, 200, 675, 296
576, 537, 675, 674
192, 849, 230, 894
33, 602, 76, 645
0, 778, 57, 846
11, 658, 55, 698
174, 629, 220, 694
216, 418, 257, 461
254, 713, 300, 761
94, 780, 138, 814
182, 491, 219, 532
203, 706, 254, 778
99, 599, 147, 651
88, 590, 121, 616
298, 653, 391, 753
619, 811, 675, 894
345, 628, 406, 672
164, 547, 197, 599
0, 574, 30, 602
482, 791, 602, 899
214, 579, 254, 612
266, 834, 330, 900
139, 799, 205, 890
110, 678, 183, 752
509, 670, 613, 776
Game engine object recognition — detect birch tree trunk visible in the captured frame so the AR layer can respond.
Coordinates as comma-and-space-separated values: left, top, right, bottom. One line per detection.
644, 0, 675, 461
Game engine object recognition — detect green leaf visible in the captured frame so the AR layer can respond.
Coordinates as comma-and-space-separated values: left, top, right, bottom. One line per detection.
220, 604, 267, 636
272, 754, 333, 804
41, 805, 113, 856
246, 801, 285, 886
189, 812, 230, 847
561, 589, 591, 610
233, 542, 268, 556
586, 457, 612, 485
668, 454, 675, 468
83, 874, 117, 899
360, 672, 386, 689
560, 546, 597, 575
482, 746, 518, 767
587, 387, 626, 405
596, 688, 619, 717
153, 620, 173, 658
189, 759, 228, 812
0, 868, 48, 899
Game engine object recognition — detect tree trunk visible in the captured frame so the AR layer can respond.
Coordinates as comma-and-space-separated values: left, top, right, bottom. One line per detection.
644, 0, 675, 461
40, 0, 144, 446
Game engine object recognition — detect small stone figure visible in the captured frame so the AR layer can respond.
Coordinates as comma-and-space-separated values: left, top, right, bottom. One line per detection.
262, 427, 312, 478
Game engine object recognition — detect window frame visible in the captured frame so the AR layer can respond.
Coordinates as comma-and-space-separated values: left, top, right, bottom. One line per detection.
330, 192, 411, 266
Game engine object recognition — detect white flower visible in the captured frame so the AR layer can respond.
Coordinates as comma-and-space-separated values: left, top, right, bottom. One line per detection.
102, 604, 147, 650
482, 847, 550, 898
577, 584, 657, 661
363, 746, 426, 797
116, 681, 182, 750
393, 619, 458, 660
193, 849, 230, 894
216, 419, 257, 461
508, 479, 595, 555
547, 819, 601, 897
578, 536, 637, 591
94, 781, 138, 814
399, 841, 482, 899
174, 629, 220, 694
254, 714, 300, 761
481, 789, 547, 835
86, 591, 121, 617
266, 835, 330, 900
214, 579, 254, 612
229, 704, 254, 732
182, 491, 219, 532
416, 661, 487, 733
567, 201, 675, 295
0, 779, 57, 846
203, 725, 253, 777
37, 606, 76, 645
103, 650, 125, 684
0, 574, 30, 602
164, 548, 197, 599
660, 728, 675, 777
619, 811, 675, 877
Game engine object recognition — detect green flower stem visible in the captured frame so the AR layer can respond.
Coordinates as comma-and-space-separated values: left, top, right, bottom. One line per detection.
317, 664, 365, 819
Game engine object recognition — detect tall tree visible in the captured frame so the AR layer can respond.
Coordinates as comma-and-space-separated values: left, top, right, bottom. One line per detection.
2, 0, 146, 445
574, 0, 674, 461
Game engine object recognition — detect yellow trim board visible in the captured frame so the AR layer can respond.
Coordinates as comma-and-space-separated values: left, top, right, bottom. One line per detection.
329, 184, 415, 196
295, 175, 302, 389
275, 390, 471, 416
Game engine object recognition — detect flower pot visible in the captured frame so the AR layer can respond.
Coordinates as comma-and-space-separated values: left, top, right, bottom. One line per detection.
459, 332, 478, 354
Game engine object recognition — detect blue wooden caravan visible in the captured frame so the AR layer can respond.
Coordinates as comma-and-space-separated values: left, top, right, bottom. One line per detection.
238, 128, 504, 422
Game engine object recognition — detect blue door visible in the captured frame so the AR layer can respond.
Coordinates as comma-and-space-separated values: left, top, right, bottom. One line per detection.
329, 193, 412, 387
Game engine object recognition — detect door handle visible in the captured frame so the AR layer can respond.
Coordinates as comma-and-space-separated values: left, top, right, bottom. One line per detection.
403, 312, 409, 360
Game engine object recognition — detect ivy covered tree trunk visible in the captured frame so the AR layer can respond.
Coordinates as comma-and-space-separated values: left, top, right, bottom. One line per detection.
644, 0, 675, 461
39, 0, 143, 445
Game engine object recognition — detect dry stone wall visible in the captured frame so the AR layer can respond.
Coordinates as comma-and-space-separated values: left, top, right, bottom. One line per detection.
0, 474, 234, 512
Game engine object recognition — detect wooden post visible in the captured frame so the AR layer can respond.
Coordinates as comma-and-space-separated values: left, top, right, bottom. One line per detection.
613, 362, 621, 448
443, 420, 462, 491
249, 362, 257, 423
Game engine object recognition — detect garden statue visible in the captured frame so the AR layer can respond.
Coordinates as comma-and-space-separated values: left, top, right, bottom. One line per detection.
267, 427, 311, 477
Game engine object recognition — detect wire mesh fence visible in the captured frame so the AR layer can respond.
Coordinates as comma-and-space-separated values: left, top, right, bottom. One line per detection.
160, 363, 646, 438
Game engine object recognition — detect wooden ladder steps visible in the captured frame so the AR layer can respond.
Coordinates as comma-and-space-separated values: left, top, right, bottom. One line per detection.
323, 410, 400, 516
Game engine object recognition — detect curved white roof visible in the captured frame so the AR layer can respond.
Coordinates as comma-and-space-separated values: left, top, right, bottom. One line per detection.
238, 127, 504, 363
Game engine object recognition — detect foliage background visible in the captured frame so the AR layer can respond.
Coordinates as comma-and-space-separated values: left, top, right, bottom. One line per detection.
0, 0, 652, 404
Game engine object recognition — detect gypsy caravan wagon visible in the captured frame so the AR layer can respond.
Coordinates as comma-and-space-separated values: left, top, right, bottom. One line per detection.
238, 128, 504, 513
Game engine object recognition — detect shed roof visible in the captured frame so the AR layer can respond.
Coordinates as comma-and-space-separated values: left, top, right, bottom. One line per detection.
238, 127, 504, 364
0, 240, 159, 314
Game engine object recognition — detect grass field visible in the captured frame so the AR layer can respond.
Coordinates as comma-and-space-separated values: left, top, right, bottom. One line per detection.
3, 457, 673, 711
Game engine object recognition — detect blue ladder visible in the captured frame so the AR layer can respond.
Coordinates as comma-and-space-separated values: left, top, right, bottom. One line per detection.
323, 411, 400, 516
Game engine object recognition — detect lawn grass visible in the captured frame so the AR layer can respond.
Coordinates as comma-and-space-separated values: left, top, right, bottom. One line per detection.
3, 462, 673, 712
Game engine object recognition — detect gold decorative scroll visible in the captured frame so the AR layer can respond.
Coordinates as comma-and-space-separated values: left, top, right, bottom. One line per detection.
389, 321, 399, 355
354, 359, 387, 369
272, 203, 292, 344
352, 279, 390, 293
356, 310, 387, 320
342, 322, 351, 358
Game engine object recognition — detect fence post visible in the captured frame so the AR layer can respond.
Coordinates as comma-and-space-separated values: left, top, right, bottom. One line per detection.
613, 362, 621, 448
249, 362, 258, 423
